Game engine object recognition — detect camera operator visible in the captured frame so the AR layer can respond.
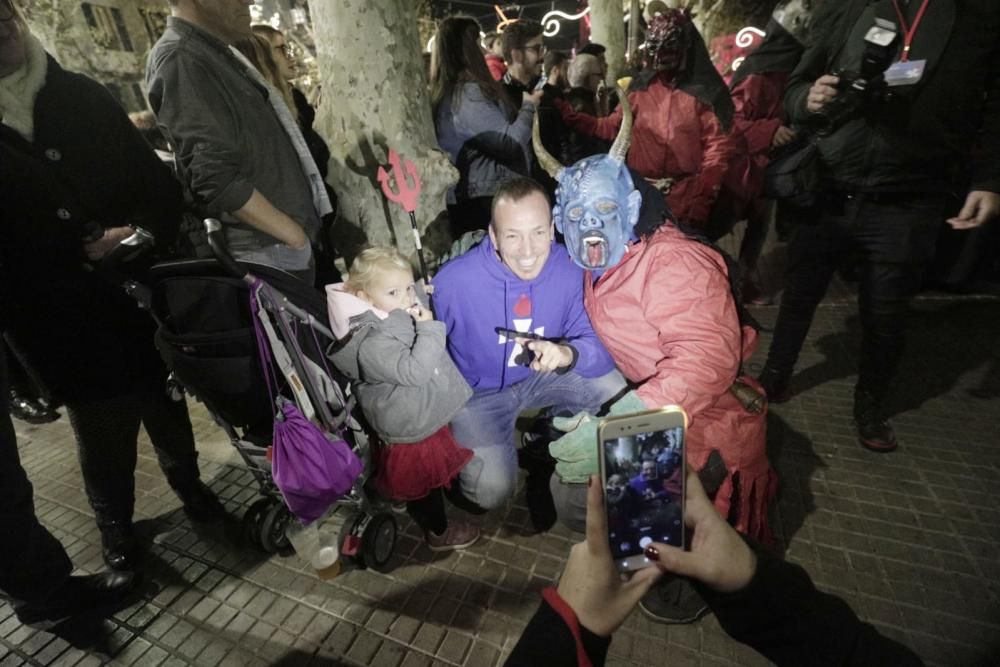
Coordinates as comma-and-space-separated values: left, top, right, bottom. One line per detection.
506, 471, 922, 666
758, 0, 1000, 452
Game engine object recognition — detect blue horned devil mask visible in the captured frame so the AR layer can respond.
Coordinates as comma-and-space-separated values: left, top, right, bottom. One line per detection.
533, 90, 642, 271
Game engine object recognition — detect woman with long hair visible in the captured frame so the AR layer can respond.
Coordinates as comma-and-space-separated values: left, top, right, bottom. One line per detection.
234, 32, 299, 122
430, 16, 541, 237
235, 28, 342, 286
248, 24, 332, 177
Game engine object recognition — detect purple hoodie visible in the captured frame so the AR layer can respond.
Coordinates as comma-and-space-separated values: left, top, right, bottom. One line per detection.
432, 236, 615, 392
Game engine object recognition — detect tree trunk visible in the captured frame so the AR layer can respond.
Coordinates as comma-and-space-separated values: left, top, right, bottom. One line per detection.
308, 0, 457, 268
627, 0, 642, 60
589, 0, 627, 84
687, 0, 778, 44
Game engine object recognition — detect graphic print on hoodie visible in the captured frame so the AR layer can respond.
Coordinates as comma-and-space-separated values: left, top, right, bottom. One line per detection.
504, 292, 544, 367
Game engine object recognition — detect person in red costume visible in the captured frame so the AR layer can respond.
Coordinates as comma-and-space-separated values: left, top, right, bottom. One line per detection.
535, 93, 776, 624
725, 0, 822, 302
553, 9, 736, 231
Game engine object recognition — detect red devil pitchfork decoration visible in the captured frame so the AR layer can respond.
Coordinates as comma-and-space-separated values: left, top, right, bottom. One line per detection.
377, 149, 429, 283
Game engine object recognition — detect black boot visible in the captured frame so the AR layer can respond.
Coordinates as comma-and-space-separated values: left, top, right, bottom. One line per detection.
756, 365, 792, 404
8, 389, 60, 424
519, 422, 559, 533
99, 520, 141, 571
638, 574, 709, 624
175, 480, 227, 522
854, 388, 897, 452
14, 570, 138, 629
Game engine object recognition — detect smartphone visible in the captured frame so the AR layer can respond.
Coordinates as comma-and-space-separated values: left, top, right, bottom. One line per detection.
598, 406, 687, 572
494, 326, 548, 342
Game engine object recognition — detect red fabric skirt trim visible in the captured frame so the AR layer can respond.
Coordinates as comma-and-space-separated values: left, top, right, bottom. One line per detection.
373, 425, 473, 501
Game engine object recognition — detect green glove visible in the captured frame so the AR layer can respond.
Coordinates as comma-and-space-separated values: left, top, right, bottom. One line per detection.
549, 391, 647, 483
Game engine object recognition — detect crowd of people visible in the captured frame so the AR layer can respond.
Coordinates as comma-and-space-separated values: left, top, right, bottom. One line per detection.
2, 0, 997, 663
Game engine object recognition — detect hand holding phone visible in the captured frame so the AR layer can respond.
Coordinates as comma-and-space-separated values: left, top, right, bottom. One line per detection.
598, 406, 687, 571
496, 327, 573, 371
523, 339, 574, 372
645, 469, 757, 594
555, 474, 662, 637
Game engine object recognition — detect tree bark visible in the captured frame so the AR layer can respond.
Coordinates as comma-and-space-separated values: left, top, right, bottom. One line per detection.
308, 0, 457, 267
687, 0, 778, 44
589, 0, 627, 84
627, 0, 642, 60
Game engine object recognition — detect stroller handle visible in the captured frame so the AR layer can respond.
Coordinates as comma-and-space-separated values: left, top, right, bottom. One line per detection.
204, 218, 251, 281
100, 226, 156, 286
102, 226, 155, 268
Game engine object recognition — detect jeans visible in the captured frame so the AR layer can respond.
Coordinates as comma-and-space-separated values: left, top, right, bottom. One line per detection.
550, 476, 588, 534
0, 342, 73, 605
234, 241, 316, 285
450, 369, 626, 509
766, 192, 945, 406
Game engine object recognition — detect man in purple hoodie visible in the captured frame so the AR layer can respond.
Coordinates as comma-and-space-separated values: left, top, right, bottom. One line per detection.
433, 177, 625, 529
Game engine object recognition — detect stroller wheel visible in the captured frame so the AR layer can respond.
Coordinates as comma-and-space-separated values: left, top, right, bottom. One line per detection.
259, 501, 295, 556
243, 497, 274, 550
360, 512, 397, 573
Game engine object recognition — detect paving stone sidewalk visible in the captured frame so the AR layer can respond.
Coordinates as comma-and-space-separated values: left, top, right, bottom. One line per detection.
2, 292, 998, 667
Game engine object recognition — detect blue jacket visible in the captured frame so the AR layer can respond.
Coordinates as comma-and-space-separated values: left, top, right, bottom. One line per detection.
433, 236, 615, 392
435, 82, 535, 203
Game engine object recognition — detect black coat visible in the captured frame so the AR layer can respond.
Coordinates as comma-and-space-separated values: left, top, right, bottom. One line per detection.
0, 55, 182, 402
784, 0, 1000, 193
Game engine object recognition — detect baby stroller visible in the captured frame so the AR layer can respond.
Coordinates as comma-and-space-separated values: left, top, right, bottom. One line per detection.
120, 220, 398, 571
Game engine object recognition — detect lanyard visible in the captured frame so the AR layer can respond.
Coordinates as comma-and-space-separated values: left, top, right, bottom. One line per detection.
891, 0, 932, 62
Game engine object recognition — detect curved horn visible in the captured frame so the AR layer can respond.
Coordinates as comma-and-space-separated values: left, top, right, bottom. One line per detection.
532, 111, 565, 180
609, 86, 632, 163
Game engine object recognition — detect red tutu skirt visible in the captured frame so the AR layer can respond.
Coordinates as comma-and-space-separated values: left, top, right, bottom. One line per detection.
373, 425, 473, 501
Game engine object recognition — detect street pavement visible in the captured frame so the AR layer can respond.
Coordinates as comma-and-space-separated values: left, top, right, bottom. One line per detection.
2, 278, 998, 666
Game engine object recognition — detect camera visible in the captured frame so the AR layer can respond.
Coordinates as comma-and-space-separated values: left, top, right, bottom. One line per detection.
806, 19, 900, 137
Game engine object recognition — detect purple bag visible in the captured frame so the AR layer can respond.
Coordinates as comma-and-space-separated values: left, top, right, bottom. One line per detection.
252, 281, 362, 524
271, 400, 363, 524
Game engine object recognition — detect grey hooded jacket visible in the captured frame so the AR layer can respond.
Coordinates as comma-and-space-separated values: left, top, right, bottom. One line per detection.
328, 301, 472, 444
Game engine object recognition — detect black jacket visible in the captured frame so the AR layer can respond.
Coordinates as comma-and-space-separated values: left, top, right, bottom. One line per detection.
291, 86, 330, 181
784, 0, 1000, 194
506, 539, 923, 666
0, 55, 182, 402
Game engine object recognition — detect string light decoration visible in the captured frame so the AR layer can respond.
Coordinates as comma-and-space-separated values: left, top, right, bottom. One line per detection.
539, 6, 591, 37
730, 26, 765, 72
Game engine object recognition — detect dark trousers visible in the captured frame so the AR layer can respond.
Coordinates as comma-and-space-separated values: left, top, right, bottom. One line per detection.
66, 379, 202, 527
447, 196, 493, 239
766, 192, 944, 406
4, 334, 49, 401
0, 342, 73, 604
406, 488, 448, 536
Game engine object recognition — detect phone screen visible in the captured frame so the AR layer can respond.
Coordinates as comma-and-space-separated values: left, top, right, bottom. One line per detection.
602, 424, 685, 564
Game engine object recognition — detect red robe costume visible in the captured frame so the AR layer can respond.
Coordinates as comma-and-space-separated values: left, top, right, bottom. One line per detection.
485, 53, 507, 81
556, 73, 736, 227
727, 70, 791, 202
732, 71, 788, 164
583, 224, 776, 543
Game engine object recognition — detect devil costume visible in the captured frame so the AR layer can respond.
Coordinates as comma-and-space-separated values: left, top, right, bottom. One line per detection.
537, 94, 776, 544
721, 1, 820, 279
553, 11, 736, 230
